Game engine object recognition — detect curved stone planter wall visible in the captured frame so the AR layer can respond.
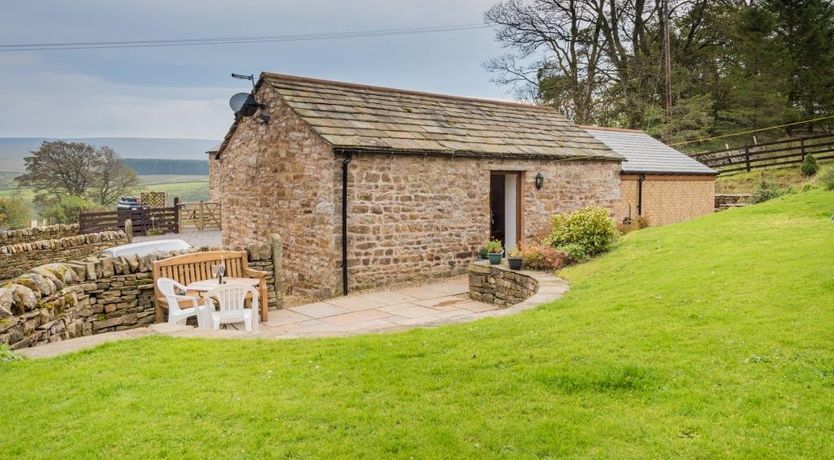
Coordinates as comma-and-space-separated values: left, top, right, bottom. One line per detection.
468, 261, 539, 307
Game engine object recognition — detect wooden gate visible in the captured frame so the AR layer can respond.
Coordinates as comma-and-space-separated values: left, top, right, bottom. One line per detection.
177, 200, 221, 231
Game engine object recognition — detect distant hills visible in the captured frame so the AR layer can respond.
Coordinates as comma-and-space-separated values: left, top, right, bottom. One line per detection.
0, 137, 218, 172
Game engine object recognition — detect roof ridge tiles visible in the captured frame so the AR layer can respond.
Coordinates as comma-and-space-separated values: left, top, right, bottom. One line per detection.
263, 72, 552, 110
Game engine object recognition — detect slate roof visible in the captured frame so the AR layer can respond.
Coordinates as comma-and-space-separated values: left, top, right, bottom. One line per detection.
217, 73, 621, 161
583, 127, 716, 175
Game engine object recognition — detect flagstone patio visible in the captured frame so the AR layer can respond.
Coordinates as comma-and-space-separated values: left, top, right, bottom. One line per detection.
19, 273, 569, 359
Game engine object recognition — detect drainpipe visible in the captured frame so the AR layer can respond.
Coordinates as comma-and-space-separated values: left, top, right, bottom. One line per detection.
637, 173, 646, 216
341, 153, 352, 295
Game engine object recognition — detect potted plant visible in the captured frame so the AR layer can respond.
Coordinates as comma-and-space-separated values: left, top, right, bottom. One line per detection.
485, 239, 503, 265
477, 246, 489, 260
507, 247, 523, 270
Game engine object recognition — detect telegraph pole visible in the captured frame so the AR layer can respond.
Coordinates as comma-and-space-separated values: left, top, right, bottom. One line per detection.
662, 0, 673, 142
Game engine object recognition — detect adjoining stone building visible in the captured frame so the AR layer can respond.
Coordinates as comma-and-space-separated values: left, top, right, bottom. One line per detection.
584, 127, 717, 226
211, 73, 624, 297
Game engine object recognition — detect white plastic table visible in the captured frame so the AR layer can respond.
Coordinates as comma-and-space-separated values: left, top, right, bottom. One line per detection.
186, 277, 260, 293
186, 277, 263, 326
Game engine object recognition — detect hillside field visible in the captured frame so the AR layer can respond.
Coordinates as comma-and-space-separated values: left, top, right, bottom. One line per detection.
0, 173, 209, 218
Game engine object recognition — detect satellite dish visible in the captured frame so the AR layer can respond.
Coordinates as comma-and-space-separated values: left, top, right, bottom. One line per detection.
229, 92, 250, 113
229, 92, 260, 117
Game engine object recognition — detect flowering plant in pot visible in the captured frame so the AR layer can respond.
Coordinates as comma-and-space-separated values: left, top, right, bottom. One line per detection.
507, 247, 523, 270
485, 239, 503, 265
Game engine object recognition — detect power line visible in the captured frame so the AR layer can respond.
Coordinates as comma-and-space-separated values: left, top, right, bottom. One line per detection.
0, 24, 492, 52
670, 114, 834, 147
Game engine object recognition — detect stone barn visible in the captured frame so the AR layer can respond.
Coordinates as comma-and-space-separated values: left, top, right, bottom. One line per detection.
584, 127, 717, 226
211, 73, 623, 297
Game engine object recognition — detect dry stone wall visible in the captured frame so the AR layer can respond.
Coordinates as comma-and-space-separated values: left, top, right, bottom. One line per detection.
0, 224, 80, 245
0, 241, 278, 350
0, 230, 127, 282
468, 261, 539, 307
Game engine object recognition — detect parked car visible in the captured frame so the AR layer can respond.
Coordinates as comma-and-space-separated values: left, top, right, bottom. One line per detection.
116, 196, 144, 210
101, 239, 192, 258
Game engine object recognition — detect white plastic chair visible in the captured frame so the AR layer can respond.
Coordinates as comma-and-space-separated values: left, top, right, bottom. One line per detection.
156, 277, 211, 328
204, 284, 260, 332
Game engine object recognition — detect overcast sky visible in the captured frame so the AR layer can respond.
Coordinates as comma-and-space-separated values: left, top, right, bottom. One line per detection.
0, 0, 509, 140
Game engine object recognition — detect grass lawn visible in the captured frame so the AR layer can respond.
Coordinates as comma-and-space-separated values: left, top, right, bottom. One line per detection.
2, 190, 834, 458
715, 164, 833, 194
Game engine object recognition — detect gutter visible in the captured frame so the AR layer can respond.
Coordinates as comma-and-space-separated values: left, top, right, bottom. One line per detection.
332, 147, 622, 163
341, 153, 352, 295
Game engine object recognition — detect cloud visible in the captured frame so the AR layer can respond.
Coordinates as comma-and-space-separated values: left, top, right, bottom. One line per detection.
0, 0, 508, 138
0, 57, 234, 139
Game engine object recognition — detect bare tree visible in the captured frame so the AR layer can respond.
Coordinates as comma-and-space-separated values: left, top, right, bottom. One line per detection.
16, 141, 138, 206
486, 0, 608, 124
485, 0, 719, 131
91, 147, 139, 206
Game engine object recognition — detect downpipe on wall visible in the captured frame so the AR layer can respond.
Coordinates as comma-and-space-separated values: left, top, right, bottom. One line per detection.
341, 153, 352, 295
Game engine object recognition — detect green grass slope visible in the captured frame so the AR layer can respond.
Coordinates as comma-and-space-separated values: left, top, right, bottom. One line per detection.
2, 191, 833, 458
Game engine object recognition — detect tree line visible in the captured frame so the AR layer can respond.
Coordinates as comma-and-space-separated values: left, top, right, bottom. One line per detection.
485, 0, 834, 146
123, 158, 208, 175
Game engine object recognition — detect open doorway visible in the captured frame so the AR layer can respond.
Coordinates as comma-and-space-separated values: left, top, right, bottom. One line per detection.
489, 172, 522, 251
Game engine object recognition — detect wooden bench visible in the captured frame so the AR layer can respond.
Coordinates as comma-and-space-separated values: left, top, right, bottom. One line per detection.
151, 250, 269, 323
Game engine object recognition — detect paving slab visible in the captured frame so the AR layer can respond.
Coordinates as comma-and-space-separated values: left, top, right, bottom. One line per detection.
289, 302, 349, 318
18, 273, 570, 358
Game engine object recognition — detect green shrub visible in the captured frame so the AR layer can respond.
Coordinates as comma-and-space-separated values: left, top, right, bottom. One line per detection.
36, 195, 100, 224
800, 154, 819, 177
520, 243, 569, 271
819, 167, 834, 191
549, 207, 617, 255
749, 179, 783, 204
558, 243, 590, 263
0, 196, 31, 230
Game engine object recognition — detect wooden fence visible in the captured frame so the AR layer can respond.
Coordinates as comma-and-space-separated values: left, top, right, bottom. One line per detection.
79, 207, 179, 236
177, 200, 221, 231
691, 132, 834, 175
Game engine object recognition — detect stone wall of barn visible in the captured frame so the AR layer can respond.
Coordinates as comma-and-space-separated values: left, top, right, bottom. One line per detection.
340, 155, 621, 292
618, 174, 715, 226
217, 84, 339, 298
208, 153, 222, 203
214, 87, 622, 298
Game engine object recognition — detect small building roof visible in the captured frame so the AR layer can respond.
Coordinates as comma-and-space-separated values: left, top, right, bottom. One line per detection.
217, 73, 621, 161
583, 127, 716, 175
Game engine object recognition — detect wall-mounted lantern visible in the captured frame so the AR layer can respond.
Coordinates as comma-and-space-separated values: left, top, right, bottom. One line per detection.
535, 172, 544, 190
